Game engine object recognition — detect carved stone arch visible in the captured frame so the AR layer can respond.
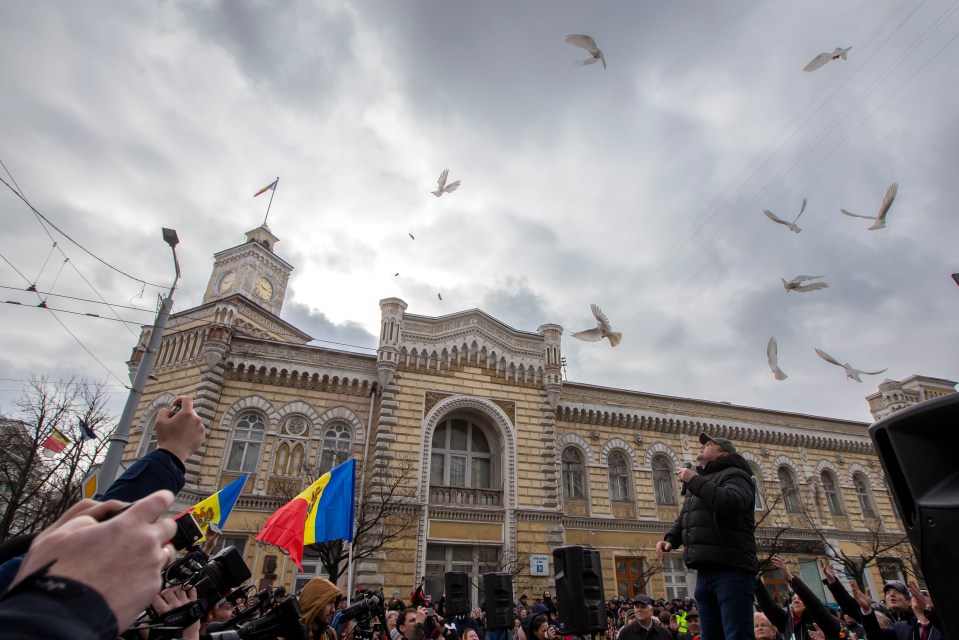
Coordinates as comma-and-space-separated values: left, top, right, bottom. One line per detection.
217, 395, 278, 432
739, 451, 766, 480
772, 454, 801, 479
556, 433, 595, 466
599, 438, 639, 469
315, 405, 366, 444
848, 463, 877, 488
643, 442, 682, 470
815, 459, 844, 485
274, 400, 323, 437
417, 395, 518, 577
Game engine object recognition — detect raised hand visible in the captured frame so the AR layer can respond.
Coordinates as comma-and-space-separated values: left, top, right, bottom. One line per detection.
771, 554, 794, 582
818, 557, 836, 584
849, 581, 872, 612
155, 396, 205, 464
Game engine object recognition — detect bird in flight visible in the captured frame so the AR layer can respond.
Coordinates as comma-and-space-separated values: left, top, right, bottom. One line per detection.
437, 293, 443, 301
566, 34, 606, 69
763, 197, 808, 233
840, 183, 898, 230
781, 274, 829, 293
432, 169, 461, 197
766, 337, 788, 381
572, 304, 622, 347
409, 233, 415, 240
815, 348, 887, 382
803, 47, 851, 72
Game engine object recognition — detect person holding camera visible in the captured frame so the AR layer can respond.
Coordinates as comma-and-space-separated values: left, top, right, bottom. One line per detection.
300, 577, 345, 640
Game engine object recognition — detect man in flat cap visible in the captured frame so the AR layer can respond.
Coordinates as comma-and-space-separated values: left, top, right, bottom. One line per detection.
617, 595, 672, 640
656, 433, 758, 639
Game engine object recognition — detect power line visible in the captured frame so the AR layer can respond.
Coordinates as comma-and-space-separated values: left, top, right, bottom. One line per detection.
0, 172, 168, 289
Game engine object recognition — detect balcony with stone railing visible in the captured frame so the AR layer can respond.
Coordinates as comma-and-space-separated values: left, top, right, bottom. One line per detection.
429, 485, 503, 508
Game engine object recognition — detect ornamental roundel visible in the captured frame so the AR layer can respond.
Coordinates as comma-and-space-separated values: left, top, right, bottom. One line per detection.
284, 416, 307, 437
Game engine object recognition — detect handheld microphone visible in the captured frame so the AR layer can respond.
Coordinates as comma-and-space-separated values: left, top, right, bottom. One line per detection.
680, 462, 693, 496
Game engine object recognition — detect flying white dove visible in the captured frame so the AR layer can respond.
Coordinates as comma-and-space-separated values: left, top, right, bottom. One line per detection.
763, 198, 808, 233
815, 348, 887, 382
766, 337, 788, 381
431, 169, 461, 197
803, 47, 851, 72
840, 183, 898, 230
566, 34, 606, 69
781, 274, 829, 293
571, 304, 622, 347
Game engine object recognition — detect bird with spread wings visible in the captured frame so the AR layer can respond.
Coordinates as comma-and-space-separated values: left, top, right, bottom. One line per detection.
572, 304, 622, 347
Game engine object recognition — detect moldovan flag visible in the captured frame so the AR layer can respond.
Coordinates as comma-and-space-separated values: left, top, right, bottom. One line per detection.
41, 429, 70, 457
181, 473, 249, 539
255, 459, 356, 570
253, 178, 278, 197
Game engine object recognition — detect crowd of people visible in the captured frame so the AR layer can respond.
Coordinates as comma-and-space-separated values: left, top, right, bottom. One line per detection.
0, 398, 946, 639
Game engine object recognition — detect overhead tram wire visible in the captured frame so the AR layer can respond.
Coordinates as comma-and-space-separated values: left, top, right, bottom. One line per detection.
618, 10, 959, 333
0, 173, 168, 290
606, 0, 933, 318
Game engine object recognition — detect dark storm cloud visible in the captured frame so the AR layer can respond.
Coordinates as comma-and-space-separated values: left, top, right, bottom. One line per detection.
282, 297, 377, 351
479, 277, 555, 332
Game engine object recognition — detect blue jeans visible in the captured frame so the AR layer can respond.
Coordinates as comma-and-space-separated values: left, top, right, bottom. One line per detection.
694, 567, 756, 640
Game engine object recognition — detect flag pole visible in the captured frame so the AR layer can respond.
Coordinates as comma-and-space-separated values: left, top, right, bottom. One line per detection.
346, 539, 355, 604
263, 176, 279, 226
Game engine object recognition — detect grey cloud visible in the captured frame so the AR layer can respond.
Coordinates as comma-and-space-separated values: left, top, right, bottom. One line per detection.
282, 297, 376, 351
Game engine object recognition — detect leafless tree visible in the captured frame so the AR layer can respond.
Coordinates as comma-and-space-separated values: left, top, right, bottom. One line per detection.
0, 376, 114, 540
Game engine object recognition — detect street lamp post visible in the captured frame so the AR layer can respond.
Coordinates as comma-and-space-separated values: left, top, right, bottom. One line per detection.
99, 228, 181, 489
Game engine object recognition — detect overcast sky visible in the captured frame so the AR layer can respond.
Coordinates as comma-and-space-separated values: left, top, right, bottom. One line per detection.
1, 0, 957, 424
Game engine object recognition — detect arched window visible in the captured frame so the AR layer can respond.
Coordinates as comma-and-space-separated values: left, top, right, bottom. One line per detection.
608, 451, 630, 502
853, 473, 877, 519
273, 442, 306, 477
778, 467, 802, 513
431, 418, 492, 488
318, 423, 352, 474
561, 447, 585, 499
226, 413, 265, 473
821, 471, 845, 516
652, 455, 676, 506
750, 463, 764, 511
138, 413, 161, 457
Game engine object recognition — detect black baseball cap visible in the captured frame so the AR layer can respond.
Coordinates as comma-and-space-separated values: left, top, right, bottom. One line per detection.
700, 432, 736, 454
883, 581, 909, 596
632, 595, 654, 606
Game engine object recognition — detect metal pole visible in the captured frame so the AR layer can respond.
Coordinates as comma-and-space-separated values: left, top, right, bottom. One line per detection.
99, 236, 179, 488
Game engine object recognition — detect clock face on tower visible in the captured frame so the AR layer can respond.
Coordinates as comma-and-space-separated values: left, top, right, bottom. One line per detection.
217, 270, 236, 294
254, 277, 274, 300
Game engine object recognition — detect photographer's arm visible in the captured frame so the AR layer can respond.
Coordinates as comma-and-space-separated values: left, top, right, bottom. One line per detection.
101, 396, 204, 502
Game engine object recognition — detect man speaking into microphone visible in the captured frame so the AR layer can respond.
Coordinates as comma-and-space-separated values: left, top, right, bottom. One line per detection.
656, 433, 758, 640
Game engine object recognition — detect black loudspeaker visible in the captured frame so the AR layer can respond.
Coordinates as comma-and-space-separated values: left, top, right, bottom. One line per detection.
869, 393, 959, 640
445, 571, 471, 616
553, 545, 606, 635
483, 572, 514, 631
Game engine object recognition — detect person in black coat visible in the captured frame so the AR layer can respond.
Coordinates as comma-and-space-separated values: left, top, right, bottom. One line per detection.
656, 433, 758, 640
755, 555, 841, 640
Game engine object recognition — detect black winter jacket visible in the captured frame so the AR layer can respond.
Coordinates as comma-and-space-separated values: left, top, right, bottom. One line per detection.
663, 453, 758, 574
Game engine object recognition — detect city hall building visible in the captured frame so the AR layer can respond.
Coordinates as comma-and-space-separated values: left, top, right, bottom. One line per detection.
122, 225, 949, 606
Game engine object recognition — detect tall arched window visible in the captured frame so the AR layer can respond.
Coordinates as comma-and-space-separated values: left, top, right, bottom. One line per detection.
561, 447, 585, 499
652, 455, 676, 506
273, 442, 306, 477
138, 413, 160, 457
608, 451, 630, 502
853, 473, 877, 519
750, 463, 764, 511
318, 423, 352, 474
778, 467, 802, 513
431, 418, 492, 488
821, 471, 845, 516
226, 413, 265, 473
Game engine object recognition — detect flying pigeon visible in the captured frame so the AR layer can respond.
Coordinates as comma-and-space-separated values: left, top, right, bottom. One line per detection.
394, 273, 399, 277
803, 47, 851, 72
409, 233, 415, 240
763, 198, 808, 233
781, 274, 829, 293
840, 183, 898, 230
437, 293, 443, 301
814, 348, 887, 382
766, 337, 788, 381
571, 304, 622, 347
566, 34, 606, 69
432, 169, 461, 197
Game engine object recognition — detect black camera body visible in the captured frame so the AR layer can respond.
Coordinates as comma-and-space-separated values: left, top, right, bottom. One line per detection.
207, 590, 308, 640
335, 588, 386, 640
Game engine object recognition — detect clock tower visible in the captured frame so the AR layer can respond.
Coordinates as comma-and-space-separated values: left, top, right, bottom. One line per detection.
202, 224, 292, 317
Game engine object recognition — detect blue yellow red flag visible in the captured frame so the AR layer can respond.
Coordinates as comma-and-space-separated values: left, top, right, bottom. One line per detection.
255, 459, 355, 569
182, 473, 249, 538
253, 179, 278, 197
